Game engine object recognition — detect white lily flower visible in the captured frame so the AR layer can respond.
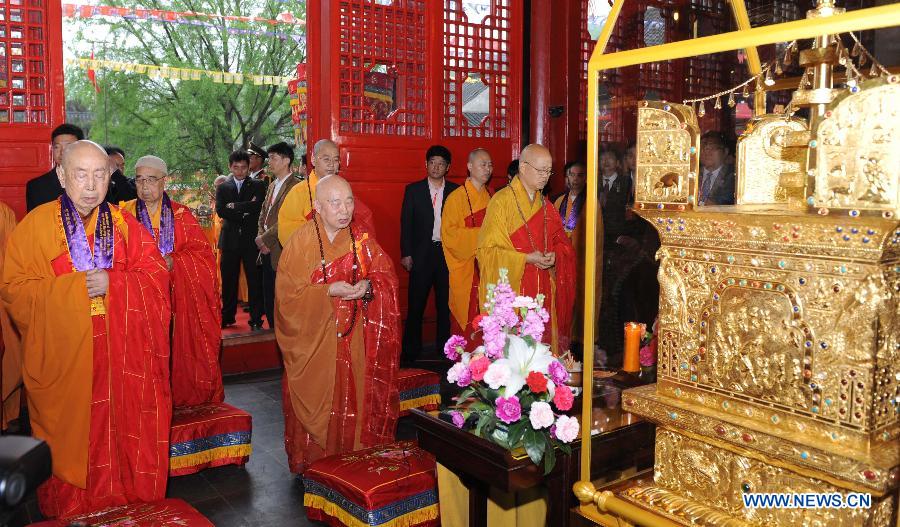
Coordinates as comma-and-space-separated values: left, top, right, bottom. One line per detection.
491, 334, 555, 396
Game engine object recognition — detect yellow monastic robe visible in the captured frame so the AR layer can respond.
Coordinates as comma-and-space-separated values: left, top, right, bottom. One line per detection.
277, 170, 319, 248
441, 179, 491, 339
554, 192, 603, 348
0, 201, 20, 429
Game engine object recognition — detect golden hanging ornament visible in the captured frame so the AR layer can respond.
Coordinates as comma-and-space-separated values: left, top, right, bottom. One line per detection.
698, 101, 706, 117
764, 67, 775, 86
799, 69, 809, 89
859, 52, 867, 66
714, 96, 722, 110
775, 59, 783, 76
783, 44, 793, 66
742, 83, 750, 98
870, 61, 879, 77
727, 91, 736, 108
851, 40, 862, 57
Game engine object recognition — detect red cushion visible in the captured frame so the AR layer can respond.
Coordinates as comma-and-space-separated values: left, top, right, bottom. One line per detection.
303, 441, 438, 527
397, 368, 440, 417
169, 401, 252, 476
28, 498, 213, 526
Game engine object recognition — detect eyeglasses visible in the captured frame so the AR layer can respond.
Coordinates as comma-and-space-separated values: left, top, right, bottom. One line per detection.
135, 175, 166, 185
522, 161, 554, 177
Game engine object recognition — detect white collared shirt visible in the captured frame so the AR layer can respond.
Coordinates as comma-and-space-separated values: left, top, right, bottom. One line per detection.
429, 178, 445, 241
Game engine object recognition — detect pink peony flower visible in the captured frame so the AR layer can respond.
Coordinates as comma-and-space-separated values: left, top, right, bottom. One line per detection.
553, 384, 574, 411
447, 362, 470, 386
548, 360, 569, 385
483, 362, 512, 390
450, 410, 466, 428
495, 395, 522, 424
444, 335, 467, 361
529, 401, 554, 429
468, 356, 491, 381
554, 415, 580, 443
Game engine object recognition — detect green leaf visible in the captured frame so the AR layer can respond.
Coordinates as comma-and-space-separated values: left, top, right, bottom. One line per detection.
506, 421, 526, 448
455, 387, 476, 403
523, 429, 546, 466
543, 441, 556, 475
474, 413, 490, 437
556, 441, 573, 456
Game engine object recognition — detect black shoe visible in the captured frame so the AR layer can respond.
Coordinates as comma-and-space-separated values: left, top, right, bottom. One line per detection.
242, 306, 251, 313
249, 321, 264, 331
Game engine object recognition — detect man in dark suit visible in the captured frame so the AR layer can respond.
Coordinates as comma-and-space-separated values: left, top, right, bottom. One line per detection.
217, 150, 266, 330
25, 123, 84, 211
599, 145, 632, 247
400, 145, 459, 364
255, 142, 301, 330
104, 145, 137, 205
698, 131, 736, 206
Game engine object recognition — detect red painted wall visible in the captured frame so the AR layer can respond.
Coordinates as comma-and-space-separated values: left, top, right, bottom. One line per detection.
0, 0, 65, 218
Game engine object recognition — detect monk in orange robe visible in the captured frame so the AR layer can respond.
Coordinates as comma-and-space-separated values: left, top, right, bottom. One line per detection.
122, 155, 223, 407
277, 139, 376, 247
1, 141, 172, 519
477, 144, 576, 355
441, 148, 493, 343
0, 200, 21, 430
275, 175, 400, 473
554, 161, 602, 353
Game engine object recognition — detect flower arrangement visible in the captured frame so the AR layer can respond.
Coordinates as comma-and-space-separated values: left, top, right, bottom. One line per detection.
444, 269, 579, 474
638, 318, 658, 382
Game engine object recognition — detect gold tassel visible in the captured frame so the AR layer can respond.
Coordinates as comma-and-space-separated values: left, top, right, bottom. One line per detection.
727, 91, 736, 108
714, 96, 722, 110
858, 53, 867, 67
869, 61, 879, 77
775, 59, 783, 76
742, 83, 750, 98
698, 101, 706, 117
764, 67, 775, 86
783, 45, 793, 66
851, 41, 862, 57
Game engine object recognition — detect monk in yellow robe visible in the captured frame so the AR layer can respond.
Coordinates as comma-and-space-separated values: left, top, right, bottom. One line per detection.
122, 155, 223, 407
275, 176, 400, 473
1, 141, 171, 519
441, 148, 492, 344
553, 161, 602, 353
0, 200, 21, 430
277, 139, 376, 247
477, 144, 576, 355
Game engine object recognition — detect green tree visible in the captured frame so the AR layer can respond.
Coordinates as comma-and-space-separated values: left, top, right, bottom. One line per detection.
65, 0, 306, 185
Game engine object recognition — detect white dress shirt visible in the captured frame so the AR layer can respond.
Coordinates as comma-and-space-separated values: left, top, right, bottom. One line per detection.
429, 178, 445, 242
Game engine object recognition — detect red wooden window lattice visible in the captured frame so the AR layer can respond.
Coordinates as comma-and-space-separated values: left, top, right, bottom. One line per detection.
0, 0, 50, 125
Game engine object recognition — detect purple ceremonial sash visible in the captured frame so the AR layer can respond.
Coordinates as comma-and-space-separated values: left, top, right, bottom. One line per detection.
60, 194, 115, 271
137, 193, 175, 256
559, 191, 584, 232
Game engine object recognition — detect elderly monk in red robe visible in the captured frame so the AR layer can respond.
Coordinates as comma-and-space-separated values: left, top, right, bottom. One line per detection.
477, 144, 576, 355
0, 200, 21, 430
275, 175, 400, 473
122, 155, 223, 407
277, 139, 377, 246
0, 141, 171, 519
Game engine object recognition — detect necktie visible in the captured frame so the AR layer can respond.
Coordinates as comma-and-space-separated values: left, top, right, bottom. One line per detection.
603, 178, 611, 195
701, 171, 714, 202
235, 179, 242, 194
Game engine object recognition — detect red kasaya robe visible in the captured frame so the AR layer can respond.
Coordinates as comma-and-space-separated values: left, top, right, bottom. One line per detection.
477, 176, 577, 354
0, 200, 172, 519
275, 219, 400, 473
122, 199, 223, 406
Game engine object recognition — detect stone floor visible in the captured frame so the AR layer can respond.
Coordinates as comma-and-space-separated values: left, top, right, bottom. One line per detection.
6, 367, 428, 527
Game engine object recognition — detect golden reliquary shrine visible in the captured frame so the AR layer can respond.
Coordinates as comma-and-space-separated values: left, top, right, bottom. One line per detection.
576, 0, 900, 526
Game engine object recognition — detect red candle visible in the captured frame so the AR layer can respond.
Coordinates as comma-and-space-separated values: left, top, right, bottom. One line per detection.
623, 322, 642, 373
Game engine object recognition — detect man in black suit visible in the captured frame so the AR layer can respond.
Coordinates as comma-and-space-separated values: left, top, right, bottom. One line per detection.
25, 123, 84, 211
599, 145, 632, 247
400, 145, 459, 364
216, 150, 266, 330
698, 131, 736, 206
104, 145, 137, 205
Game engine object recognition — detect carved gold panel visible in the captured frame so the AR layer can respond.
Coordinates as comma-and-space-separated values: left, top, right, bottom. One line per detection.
634, 101, 699, 207
812, 78, 900, 217
736, 116, 808, 208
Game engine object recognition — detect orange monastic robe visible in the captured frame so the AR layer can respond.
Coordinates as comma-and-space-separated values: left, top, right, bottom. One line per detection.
554, 192, 603, 348
441, 179, 490, 342
0, 200, 171, 519
275, 219, 400, 473
477, 177, 576, 354
122, 198, 223, 406
277, 170, 378, 247
0, 201, 21, 430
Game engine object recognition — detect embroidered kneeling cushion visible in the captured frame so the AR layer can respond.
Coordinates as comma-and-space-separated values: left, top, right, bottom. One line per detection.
28, 498, 213, 526
303, 441, 439, 527
169, 401, 252, 476
396, 368, 440, 417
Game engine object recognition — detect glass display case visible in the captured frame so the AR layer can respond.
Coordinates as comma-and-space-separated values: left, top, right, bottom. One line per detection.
576, 1, 900, 526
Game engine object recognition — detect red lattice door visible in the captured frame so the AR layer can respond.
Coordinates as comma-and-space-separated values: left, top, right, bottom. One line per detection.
308, 0, 524, 334
0, 0, 64, 217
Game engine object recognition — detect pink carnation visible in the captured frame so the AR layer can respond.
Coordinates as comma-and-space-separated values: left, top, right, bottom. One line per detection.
444, 335, 467, 361
554, 415, 580, 443
548, 360, 569, 385
450, 411, 466, 428
483, 362, 511, 390
447, 362, 470, 386
553, 384, 574, 411
495, 395, 522, 424
529, 401, 554, 429
468, 356, 491, 382
639, 344, 656, 367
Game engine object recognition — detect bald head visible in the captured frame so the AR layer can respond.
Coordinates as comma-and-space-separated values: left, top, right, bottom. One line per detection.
57, 140, 111, 216
314, 175, 355, 237
312, 139, 340, 178
518, 143, 553, 195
